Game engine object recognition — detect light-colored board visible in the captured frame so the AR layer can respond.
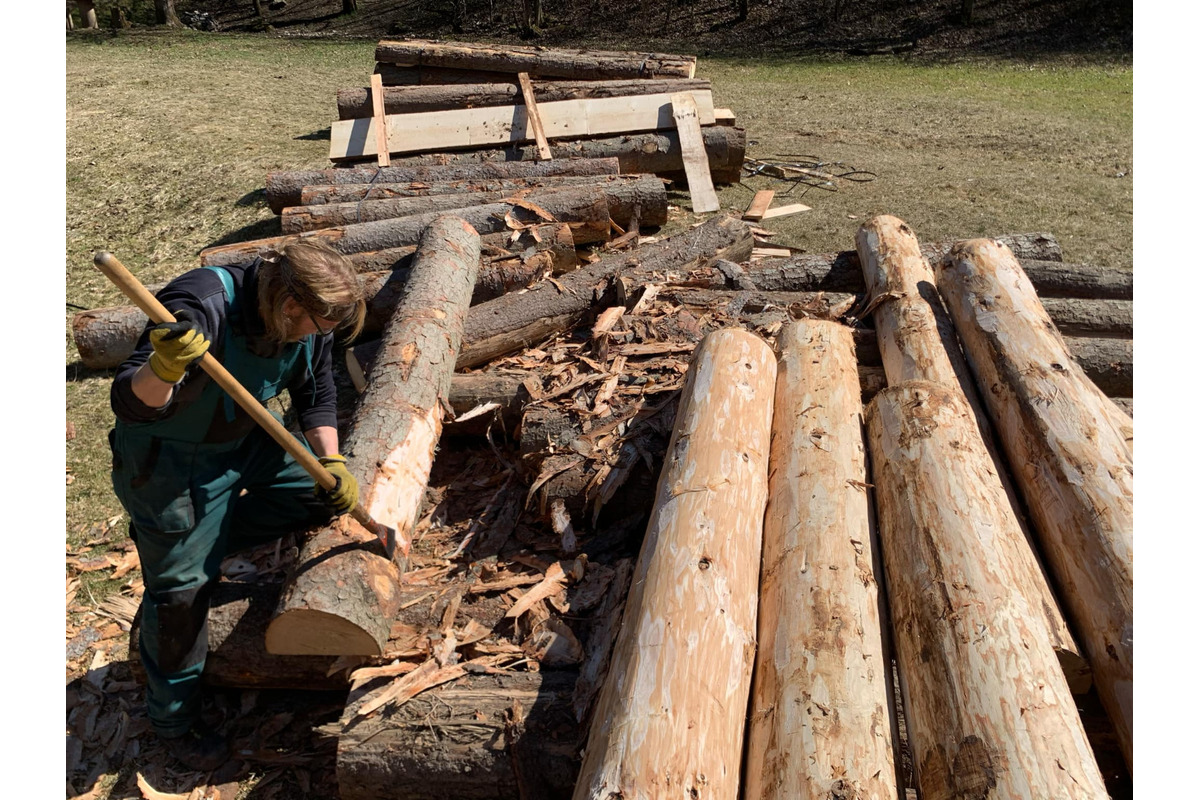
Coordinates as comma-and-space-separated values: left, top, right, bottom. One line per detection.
760, 202, 811, 219
331, 90, 716, 161
517, 72, 553, 160
714, 107, 737, 126
369, 74, 391, 168
669, 92, 720, 214
751, 247, 794, 259
743, 189, 774, 221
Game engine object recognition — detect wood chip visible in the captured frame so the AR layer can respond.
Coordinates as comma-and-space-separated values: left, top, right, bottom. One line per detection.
506, 562, 567, 619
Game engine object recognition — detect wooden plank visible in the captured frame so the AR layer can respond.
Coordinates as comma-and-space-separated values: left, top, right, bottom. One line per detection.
669, 92, 720, 214
743, 190, 774, 221
760, 202, 811, 220
330, 90, 717, 161
714, 108, 737, 126
517, 72, 553, 160
369, 73, 391, 168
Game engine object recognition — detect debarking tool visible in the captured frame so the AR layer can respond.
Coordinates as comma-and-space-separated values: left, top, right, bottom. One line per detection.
94, 251, 403, 561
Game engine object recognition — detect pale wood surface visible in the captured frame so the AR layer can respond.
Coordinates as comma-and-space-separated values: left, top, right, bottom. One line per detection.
742, 189, 774, 221
517, 72, 553, 159
760, 202, 811, 219
573, 328, 775, 800
369, 73, 391, 168
937, 238, 1133, 768
670, 92, 721, 213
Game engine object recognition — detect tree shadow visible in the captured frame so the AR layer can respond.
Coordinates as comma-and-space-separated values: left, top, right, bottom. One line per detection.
203, 218, 283, 251
295, 128, 332, 142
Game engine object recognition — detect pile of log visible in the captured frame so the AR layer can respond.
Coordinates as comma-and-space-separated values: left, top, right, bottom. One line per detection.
100, 195, 1131, 796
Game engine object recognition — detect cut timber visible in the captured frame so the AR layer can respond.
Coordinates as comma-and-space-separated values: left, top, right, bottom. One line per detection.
759, 202, 811, 219
573, 329, 775, 800
265, 158, 621, 213
298, 174, 637, 206
937, 239, 1134, 769
369, 73, 391, 168
1062, 336, 1132, 397
337, 670, 580, 800
857, 215, 1086, 678
1009, 258, 1132, 300
201, 188, 611, 266
670, 92, 720, 212
865, 382, 1108, 799
337, 78, 713, 119
743, 190, 774, 222
458, 212, 755, 368
374, 126, 747, 186
330, 91, 716, 161
713, 108, 737, 126
744, 320, 899, 800
374, 39, 697, 80
1040, 297, 1132, 338
374, 63, 516, 86
517, 73, 553, 160
267, 217, 481, 656
281, 175, 667, 233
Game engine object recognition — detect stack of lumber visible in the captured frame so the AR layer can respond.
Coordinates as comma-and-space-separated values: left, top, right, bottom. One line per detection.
105, 205, 1131, 798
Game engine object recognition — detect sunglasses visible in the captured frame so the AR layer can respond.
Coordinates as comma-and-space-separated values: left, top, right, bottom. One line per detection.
307, 310, 340, 337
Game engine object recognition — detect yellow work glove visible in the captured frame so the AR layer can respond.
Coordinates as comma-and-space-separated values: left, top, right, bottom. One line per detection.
148, 309, 211, 384
316, 454, 359, 515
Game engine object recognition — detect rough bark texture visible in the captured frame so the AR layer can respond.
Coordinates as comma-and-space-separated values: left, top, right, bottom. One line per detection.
573, 329, 775, 800
1061, 336, 1132, 397
572, 559, 635, 725
1039, 297, 1132, 338
458, 213, 755, 368
267, 218, 481, 656
744, 320, 899, 800
374, 63, 518, 85
266, 158, 621, 213
201, 189, 610, 267
936, 239, 1134, 769
857, 215, 1085, 677
282, 175, 666, 233
299, 174, 638, 205
1001, 259, 1132, 300
374, 39, 697, 80
337, 670, 581, 800
865, 382, 1109, 800
375, 126, 746, 186
338, 78, 712, 119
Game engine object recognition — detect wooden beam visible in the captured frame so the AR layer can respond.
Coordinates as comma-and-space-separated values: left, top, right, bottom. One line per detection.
760, 202, 811, 220
669, 92, 720, 214
742, 190, 774, 221
517, 72, 553, 160
713, 107, 737, 126
330, 90, 717, 161
369, 73, 391, 168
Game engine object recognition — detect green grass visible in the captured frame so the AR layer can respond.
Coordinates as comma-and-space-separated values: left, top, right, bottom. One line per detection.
65, 30, 1132, 546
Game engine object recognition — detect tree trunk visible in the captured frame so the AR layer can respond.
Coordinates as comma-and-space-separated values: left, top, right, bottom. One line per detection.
865, 382, 1108, 799
376, 126, 746, 186
67, 6, 75, 30
1000, 258, 1131, 300
77, 0, 98, 28
857, 215, 1086, 677
337, 670, 581, 800
937, 238, 1134, 769
111, 6, 131, 28
337, 79, 713, 119
201, 188, 611, 267
265, 158, 621, 214
373, 39, 697, 80
299, 174, 637, 206
1061, 336, 1132, 397
374, 63, 518, 86
154, 0, 181, 26
744, 320, 899, 800
281, 175, 667, 234
573, 329, 775, 800
342, 0, 358, 13
1040, 297, 1132, 337
457, 213, 755, 368
266, 218, 481, 656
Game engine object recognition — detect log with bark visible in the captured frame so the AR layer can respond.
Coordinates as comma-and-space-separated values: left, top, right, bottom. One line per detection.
299, 174, 641, 205
937, 238, 1134, 769
201, 187, 611, 267
266, 217, 481, 656
281, 175, 667, 234
865, 382, 1109, 798
1040, 297, 1132, 338
857, 215, 1087, 680
338, 78, 713, 119
457, 212, 756, 369
744, 319, 899, 800
373, 126, 746, 186
573, 328, 775, 800
373, 39, 697, 80
374, 63, 517, 86
265, 158, 621, 213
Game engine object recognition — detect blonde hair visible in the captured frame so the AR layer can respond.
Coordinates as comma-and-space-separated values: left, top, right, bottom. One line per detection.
257, 239, 366, 343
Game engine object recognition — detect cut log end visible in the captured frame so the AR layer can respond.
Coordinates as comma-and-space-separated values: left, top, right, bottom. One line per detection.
265, 609, 384, 657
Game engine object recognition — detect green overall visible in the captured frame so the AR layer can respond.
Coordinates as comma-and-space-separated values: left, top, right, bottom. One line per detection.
110, 267, 331, 737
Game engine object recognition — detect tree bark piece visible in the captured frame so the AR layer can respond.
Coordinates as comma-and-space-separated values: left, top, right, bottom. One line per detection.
282, 175, 666, 233
338, 78, 713, 119
744, 320, 899, 800
201, 188, 611, 266
337, 669, 581, 800
374, 39, 697, 80
266, 217, 481, 656
573, 329, 775, 800
857, 214, 1086, 677
865, 382, 1108, 799
458, 212, 755, 369
936, 239, 1134, 768
266, 158, 621, 213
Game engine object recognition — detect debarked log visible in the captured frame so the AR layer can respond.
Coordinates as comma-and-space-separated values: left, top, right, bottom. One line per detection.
265, 157, 621, 214
266, 217, 481, 656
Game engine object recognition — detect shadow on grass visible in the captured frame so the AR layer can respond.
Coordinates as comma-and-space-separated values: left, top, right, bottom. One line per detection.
203, 218, 284, 251
67, 361, 117, 383
295, 128, 331, 142
235, 188, 268, 208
